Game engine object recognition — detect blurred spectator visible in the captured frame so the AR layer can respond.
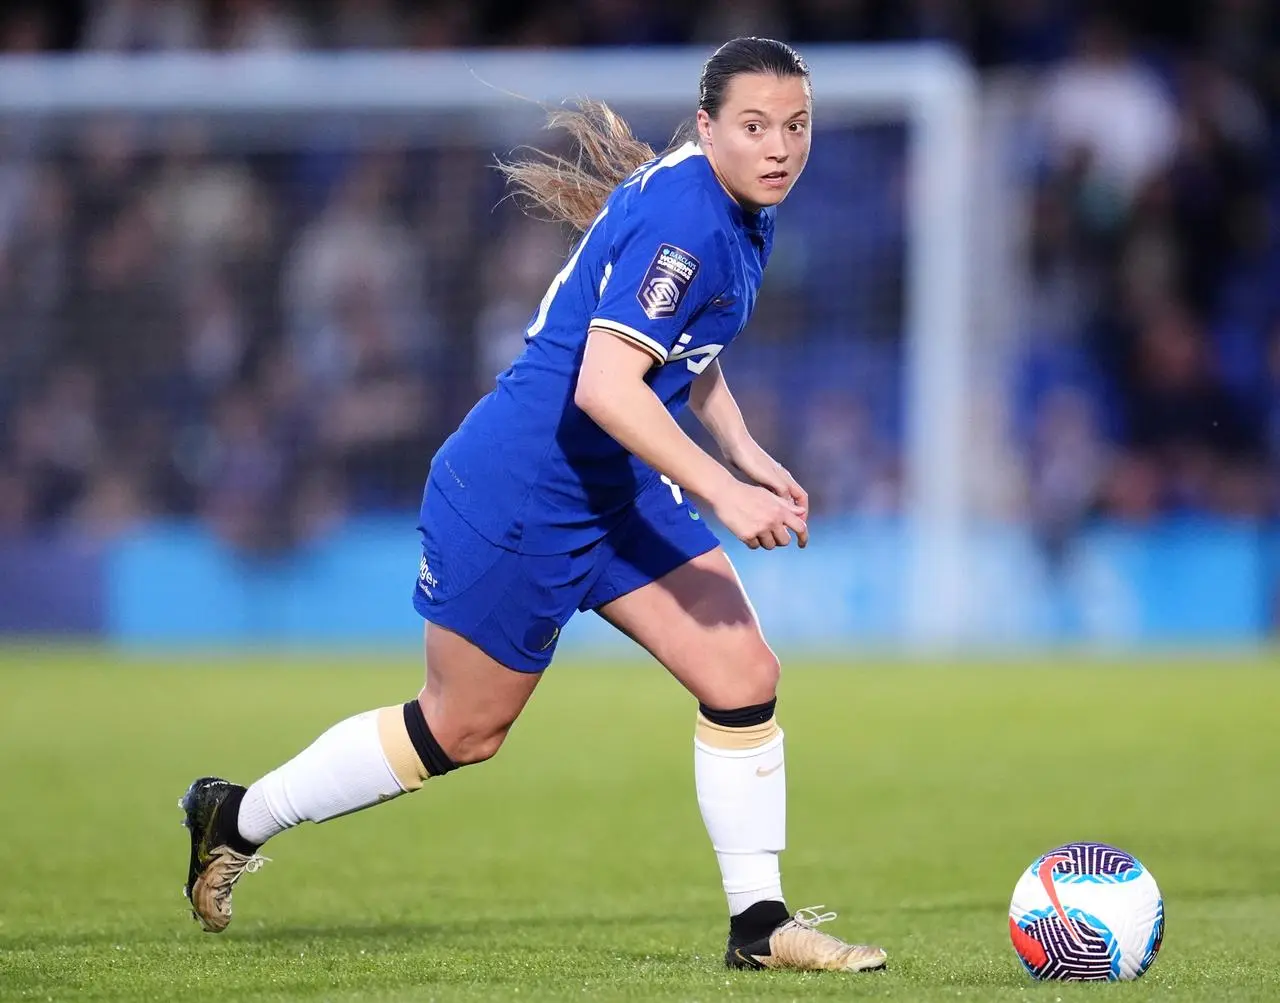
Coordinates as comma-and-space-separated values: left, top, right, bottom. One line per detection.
282, 151, 428, 392
796, 391, 898, 516
1038, 13, 1178, 209
70, 468, 150, 540
148, 122, 274, 275
326, 0, 403, 50
0, 164, 69, 389
0, 467, 32, 536
1028, 385, 1107, 546
62, 192, 181, 416
210, 0, 309, 51
473, 216, 564, 386
406, 1, 477, 49
82, 0, 204, 52
0, 4, 52, 53
1117, 301, 1265, 518
178, 266, 251, 400
1264, 322, 1280, 513
692, 0, 787, 45
197, 387, 292, 550
314, 281, 435, 510
7, 366, 102, 526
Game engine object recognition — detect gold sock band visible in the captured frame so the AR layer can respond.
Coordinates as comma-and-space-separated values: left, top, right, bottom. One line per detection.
695, 712, 780, 750
377, 705, 431, 791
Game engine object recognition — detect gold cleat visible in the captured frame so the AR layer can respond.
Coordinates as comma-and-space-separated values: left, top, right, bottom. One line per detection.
187, 844, 268, 933
727, 906, 887, 972
179, 777, 268, 933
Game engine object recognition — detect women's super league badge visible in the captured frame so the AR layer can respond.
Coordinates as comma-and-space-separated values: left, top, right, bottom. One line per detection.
638, 243, 699, 319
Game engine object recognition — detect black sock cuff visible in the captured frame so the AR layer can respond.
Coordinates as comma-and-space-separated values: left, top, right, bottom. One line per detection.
216, 786, 261, 855
698, 698, 777, 728
402, 701, 459, 777
729, 899, 791, 942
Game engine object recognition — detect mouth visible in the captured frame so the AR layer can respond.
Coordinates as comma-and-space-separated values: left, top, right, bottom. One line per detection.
759, 170, 789, 189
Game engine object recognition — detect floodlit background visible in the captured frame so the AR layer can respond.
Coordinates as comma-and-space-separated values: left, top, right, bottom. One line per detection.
2, 5, 1279, 1002
1, 1, 1278, 651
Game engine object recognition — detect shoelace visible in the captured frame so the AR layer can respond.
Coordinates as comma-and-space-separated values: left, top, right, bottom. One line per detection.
793, 905, 838, 928
210, 850, 270, 904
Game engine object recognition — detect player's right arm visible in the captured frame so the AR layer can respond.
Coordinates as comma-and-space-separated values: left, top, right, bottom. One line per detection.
574, 186, 806, 549
576, 330, 806, 551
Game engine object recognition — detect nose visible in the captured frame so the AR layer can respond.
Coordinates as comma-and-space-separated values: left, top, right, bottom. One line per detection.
765, 130, 789, 163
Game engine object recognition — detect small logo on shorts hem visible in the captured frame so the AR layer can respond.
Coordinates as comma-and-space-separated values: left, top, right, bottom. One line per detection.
524, 621, 560, 654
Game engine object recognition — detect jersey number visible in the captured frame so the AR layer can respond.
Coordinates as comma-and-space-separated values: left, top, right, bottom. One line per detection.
668, 342, 723, 375
526, 208, 610, 338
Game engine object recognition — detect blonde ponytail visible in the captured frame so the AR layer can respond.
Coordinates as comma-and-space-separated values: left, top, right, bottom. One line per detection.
496, 100, 662, 233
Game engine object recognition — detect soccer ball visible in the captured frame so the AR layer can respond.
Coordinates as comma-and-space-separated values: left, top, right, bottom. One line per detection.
1009, 841, 1164, 981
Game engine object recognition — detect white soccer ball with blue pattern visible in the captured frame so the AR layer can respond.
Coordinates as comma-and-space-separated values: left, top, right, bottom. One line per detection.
1009, 841, 1164, 981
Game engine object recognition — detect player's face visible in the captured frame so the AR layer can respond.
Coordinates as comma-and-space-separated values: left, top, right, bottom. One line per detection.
697, 72, 812, 211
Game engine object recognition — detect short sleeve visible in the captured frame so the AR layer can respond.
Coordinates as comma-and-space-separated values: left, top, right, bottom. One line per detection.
590, 196, 727, 363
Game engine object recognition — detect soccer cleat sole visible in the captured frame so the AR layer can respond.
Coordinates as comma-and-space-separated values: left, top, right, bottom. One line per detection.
728, 947, 888, 973
178, 784, 204, 919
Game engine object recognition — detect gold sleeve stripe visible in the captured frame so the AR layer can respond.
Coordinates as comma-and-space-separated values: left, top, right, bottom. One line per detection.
695, 713, 781, 751
588, 319, 669, 362
377, 705, 430, 791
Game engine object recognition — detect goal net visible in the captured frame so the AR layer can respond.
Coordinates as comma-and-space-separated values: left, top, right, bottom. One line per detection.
0, 48, 975, 648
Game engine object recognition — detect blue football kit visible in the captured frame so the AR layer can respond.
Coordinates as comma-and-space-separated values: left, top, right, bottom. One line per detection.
413, 142, 775, 670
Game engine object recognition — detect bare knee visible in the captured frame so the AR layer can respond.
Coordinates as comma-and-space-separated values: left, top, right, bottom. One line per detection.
701, 643, 780, 711
740, 646, 781, 705
415, 692, 514, 766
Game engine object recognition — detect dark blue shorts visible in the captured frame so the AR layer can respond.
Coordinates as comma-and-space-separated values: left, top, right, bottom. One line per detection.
412, 475, 719, 672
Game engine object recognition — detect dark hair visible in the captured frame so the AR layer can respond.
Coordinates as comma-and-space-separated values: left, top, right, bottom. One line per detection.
699, 37, 811, 119
497, 37, 810, 233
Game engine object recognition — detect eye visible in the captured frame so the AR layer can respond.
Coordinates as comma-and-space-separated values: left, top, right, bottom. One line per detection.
788, 121, 807, 133
744, 122, 762, 135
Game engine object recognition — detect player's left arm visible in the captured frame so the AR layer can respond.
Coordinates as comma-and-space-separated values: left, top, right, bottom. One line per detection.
690, 359, 808, 518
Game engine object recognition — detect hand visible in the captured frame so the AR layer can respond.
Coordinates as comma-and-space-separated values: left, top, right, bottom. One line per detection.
725, 440, 809, 535
709, 478, 808, 550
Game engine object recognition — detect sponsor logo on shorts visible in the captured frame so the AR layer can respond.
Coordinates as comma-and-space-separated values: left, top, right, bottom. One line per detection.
418, 556, 440, 599
637, 243, 699, 320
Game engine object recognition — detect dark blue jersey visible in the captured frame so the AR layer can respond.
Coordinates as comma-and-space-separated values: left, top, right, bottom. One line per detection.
427, 142, 775, 554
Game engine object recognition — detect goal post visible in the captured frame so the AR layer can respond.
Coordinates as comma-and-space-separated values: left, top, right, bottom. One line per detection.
0, 46, 977, 648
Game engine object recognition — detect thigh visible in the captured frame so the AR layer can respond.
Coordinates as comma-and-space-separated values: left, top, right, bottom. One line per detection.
419, 621, 542, 756
594, 544, 780, 710
579, 473, 720, 613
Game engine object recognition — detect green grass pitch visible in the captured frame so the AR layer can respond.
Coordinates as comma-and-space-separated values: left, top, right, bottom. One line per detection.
1, 647, 1278, 1001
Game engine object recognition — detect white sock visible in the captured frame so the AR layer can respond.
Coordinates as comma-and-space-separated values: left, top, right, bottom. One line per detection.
237, 707, 426, 845
695, 714, 786, 916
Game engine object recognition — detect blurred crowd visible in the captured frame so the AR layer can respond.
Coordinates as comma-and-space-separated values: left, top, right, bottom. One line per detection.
1015, 3, 1280, 542
0, 0, 1278, 550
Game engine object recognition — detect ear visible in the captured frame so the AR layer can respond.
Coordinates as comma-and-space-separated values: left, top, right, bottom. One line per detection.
696, 109, 713, 144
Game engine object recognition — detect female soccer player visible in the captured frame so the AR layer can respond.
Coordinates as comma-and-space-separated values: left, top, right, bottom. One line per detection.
180, 36, 886, 974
